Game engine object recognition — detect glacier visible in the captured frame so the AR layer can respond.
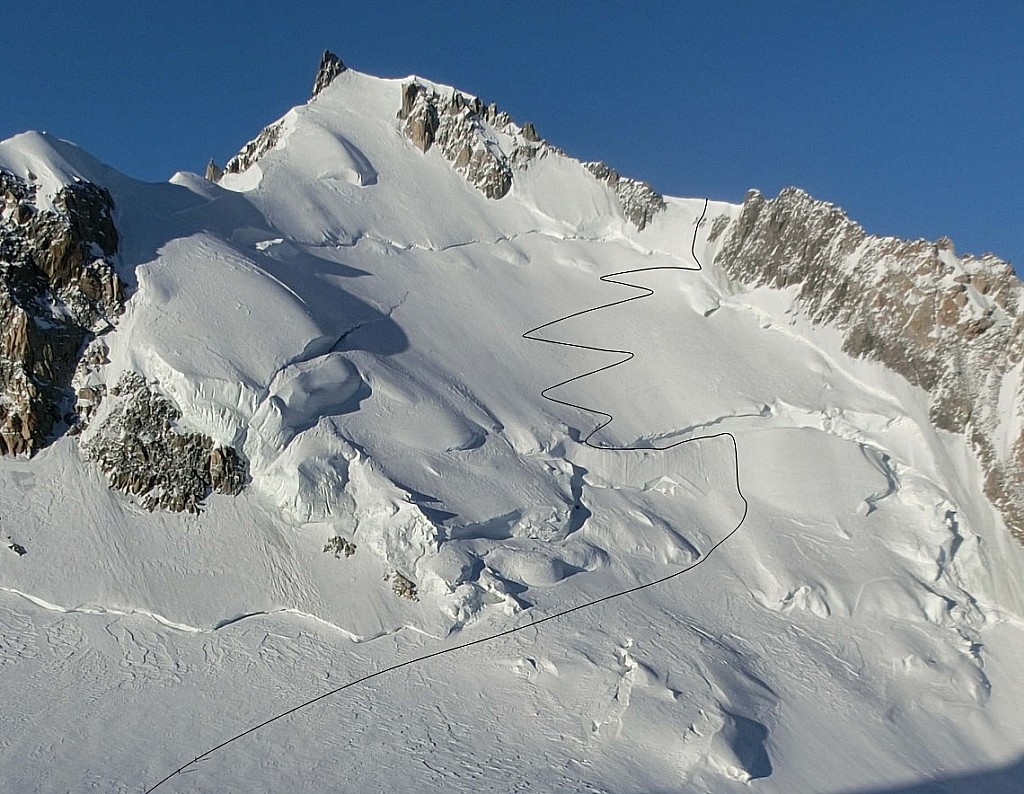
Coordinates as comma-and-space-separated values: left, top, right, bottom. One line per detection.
1, 55, 1023, 792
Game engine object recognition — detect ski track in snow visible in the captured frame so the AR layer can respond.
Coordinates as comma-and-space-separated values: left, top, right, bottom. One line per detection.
144, 198, 753, 792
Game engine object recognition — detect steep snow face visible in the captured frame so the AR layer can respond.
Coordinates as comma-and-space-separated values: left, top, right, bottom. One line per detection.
218, 69, 663, 244
713, 187, 1024, 540
2, 65, 1024, 793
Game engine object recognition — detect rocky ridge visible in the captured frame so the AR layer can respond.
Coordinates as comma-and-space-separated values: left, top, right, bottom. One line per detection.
0, 169, 124, 455
224, 119, 284, 176
218, 54, 667, 230
583, 161, 666, 231
395, 79, 667, 229
712, 187, 1024, 539
396, 81, 534, 200
220, 51, 343, 178
311, 50, 346, 100
82, 372, 247, 513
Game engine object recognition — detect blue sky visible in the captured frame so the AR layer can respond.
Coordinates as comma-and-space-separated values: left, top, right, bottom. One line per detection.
3, 1, 1022, 269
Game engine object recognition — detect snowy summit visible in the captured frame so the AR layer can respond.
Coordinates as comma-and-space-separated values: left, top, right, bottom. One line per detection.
2, 52, 1024, 792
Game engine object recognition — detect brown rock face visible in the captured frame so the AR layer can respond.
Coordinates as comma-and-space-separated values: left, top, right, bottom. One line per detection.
397, 82, 547, 201
394, 80, 666, 228
583, 161, 666, 231
713, 187, 1024, 540
204, 159, 224, 182
0, 170, 125, 455
399, 83, 440, 154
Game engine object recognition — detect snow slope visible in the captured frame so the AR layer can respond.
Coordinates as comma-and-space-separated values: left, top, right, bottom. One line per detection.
2, 64, 1024, 792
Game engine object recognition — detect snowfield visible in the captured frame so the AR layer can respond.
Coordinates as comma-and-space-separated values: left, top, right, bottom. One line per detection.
2, 65, 1024, 792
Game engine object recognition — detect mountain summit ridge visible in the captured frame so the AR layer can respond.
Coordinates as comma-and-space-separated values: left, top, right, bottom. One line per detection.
218, 59, 668, 230
1, 52, 1024, 792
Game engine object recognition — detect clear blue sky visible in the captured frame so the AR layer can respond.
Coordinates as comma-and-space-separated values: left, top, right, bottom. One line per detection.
3, 1, 1022, 269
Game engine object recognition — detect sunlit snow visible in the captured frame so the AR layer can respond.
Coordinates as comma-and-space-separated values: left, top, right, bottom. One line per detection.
1, 68, 1024, 792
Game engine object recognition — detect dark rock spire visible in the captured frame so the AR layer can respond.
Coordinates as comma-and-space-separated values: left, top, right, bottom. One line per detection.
204, 159, 223, 182
311, 50, 346, 100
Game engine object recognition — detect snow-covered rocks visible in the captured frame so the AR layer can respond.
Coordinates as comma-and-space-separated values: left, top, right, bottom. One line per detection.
713, 186, 1024, 539
0, 169, 123, 454
393, 79, 667, 230
3, 51, 1024, 793
224, 119, 286, 177
82, 372, 247, 513
397, 81, 519, 199
310, 49, 346, 100
584, 160, 666, 230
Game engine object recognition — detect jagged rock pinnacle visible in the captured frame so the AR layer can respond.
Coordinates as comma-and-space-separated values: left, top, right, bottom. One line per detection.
204, 159, 223, 182
0, 170, 125, 455
311, 50, 346, 100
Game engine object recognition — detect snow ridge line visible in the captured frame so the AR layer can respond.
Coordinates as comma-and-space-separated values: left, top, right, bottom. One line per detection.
143, 198, 749, 793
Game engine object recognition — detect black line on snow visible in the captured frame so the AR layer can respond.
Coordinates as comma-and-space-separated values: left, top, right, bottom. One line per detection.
144, 198, 750, 793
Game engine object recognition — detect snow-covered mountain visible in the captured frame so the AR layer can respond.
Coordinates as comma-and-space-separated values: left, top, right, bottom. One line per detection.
2, 52, 1024, 792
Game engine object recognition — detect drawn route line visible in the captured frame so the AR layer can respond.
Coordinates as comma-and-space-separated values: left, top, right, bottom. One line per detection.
143, 197, 748, 792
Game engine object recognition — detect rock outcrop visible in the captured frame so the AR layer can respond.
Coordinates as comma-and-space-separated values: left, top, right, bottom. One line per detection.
0, 170, 124, 455
224, 50, 346, 177
395, 80, 665, 229
387, 571, 418, 601
204, 159, 224, 182
397, 82, 532, 199
224, 119, 284, 176
82, 372, 247, 513
584, 161, 666, 231
712, 187, 1024, 539
311, 50, 346, 100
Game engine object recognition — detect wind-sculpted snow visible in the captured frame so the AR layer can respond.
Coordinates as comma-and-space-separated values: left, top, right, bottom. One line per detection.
713, 187, 1024, 540
141, 198, 762, 791
3, 55, 1024, 794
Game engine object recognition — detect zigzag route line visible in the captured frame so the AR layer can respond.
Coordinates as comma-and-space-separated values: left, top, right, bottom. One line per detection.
143, 197, 749, 792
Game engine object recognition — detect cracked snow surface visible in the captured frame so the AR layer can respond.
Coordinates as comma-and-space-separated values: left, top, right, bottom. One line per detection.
1, 66, 1024, 793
